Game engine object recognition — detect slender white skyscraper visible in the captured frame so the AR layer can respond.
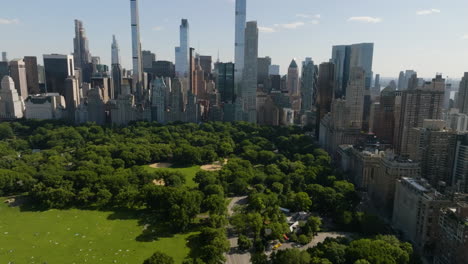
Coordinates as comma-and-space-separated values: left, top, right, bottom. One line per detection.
112, 35, 123, 99
235, 0, 246, 83
111, 35, 121, 66
130, 0, 142, 85
242, 21, 258, 123
175, 19, 190, 77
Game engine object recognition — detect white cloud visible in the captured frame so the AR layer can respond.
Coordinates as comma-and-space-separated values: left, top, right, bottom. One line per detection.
310, 20, 320, 25
0, 18, 19, 25
296, 14, 321, 19
259, 26, 276, 33
416, 9, 441, 15
279, 21, 305, 29
348, 16, 382, 23
461, 34, 468, 40
152, 26, 163, 31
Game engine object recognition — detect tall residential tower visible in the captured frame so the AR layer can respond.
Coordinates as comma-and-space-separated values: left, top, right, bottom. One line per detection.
175, 19, 190, 77
130, 0, 143, 88
73, 20, 91, 70
234, 0, 246, 83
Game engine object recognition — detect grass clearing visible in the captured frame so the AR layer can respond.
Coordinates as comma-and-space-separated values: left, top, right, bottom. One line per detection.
0, 200, 197, 264
144, 165, 200, 188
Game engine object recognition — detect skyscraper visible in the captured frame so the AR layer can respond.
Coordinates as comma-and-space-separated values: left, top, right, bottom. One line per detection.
242, 21, 258, 123
73, 20, 91, 70
234, 0, 246, 83
24, 56, 40, 94
257, 56, 271, 85
268, 65, 280, 76
112, 35, 122, 99
142, 50, 156, 71
2, 52, 8, 62
395, 75, 445, 155
301, 58, 318, 112
457, 73, 468, 114
43, 54, 75, 95
9, 59, 29, 100
316, 62, 335, 123
175, 19, 189, 77
331, 45, 350, 98
331, 43, 374, 97
0, 62, 9, 83
111, 35, 121, 66
287, 59, 299, 96
130, 0, 143, 89
64, 76, 81, 121
398, 71, 405, 90
217, 62, 235, 104
0, 76, 24, 120
345, 67, 366, 129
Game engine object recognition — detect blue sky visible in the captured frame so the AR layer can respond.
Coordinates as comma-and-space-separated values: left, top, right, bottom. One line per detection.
1, 0, 468, 78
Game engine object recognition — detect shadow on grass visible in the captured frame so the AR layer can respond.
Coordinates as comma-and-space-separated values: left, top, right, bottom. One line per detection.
186, 232, 204, 260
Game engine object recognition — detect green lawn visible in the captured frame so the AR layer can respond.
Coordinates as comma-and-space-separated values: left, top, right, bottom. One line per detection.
0, 201, 197, 264
144, 165, 200, 188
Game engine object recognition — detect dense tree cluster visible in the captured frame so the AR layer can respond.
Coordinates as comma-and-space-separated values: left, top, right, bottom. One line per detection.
0, 120, 414, 263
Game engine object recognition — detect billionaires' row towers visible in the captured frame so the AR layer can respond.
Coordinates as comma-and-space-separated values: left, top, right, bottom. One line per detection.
235, 0, 246, 84
130, 0, 143, 94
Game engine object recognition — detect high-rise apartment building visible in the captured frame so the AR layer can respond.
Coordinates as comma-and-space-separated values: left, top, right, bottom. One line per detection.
130, 0, 143, 90
300, 58, 317, 112
175, 19, 190, 77
152, 61, 175, 79
452, 134, 468, 193
0, 61, 9, 82
395, 75, 445, 156
1, 52, 7, 62
435, 204, 468, 264
397, 70, 417, 90
218, 63, 235, 104
457, 73, 468, 114
9, 59, 29, 100
234, 0, 246, 83
0, 76, 24, 120
142, 50, 156, 72
73, 20, 91, 70
242, 21, 258, 123
316, 62, 334, 123
43, 54, 75, 96
111, 35, 122, 99
372, 87, 396, 144
287, 59, 299, 96
24, 56, 40, 94
257, 56, 271, 85
345, 67, 366, 129
407, 120, 458, 187
198, 56, 212, 75
268, 65, 280, 76
368, 154, 420, 215
392, 178, 451, 255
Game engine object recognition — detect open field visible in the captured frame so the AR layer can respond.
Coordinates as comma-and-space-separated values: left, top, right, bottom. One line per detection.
144, 164, 200, 188
0, 200, 196, 264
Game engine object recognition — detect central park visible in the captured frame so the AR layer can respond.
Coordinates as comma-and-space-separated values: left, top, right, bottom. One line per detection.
0, 121, 418, 264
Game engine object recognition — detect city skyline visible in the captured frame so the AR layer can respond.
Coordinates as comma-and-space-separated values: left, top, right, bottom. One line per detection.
2, 0, 468, 78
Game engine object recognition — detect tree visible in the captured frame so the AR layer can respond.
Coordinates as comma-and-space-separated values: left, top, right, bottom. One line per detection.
238, 235, 253, 251
271, 248, 311, 264
0, 123, 14, 140
251, 253, 268, 264
203, 195, 226, 215
298, 234, 311, 245
143, 251, 175, 264
301, 216, 322, 236
290, 192, 312, 212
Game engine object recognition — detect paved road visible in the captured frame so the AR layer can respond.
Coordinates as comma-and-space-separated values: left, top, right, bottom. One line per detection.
226, 196, 250, 264
279, 232, 353, 251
